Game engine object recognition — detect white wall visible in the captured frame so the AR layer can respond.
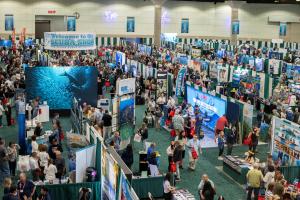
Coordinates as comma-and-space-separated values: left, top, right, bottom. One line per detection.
0, 0, 299, 41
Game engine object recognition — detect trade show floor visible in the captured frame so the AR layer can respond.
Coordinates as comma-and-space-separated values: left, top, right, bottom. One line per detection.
132, 105, 269, 200
0, 106, 269, 200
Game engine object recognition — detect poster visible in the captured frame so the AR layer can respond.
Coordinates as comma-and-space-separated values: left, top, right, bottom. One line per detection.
232, 67, 250, 86
181, 18, 189, 33
186, 86, 226, 130
279, 22, 287, 36
5, 14, 14, 31
130, 60, 138, 77
255, 58, 263, 72
101, 148, 120, 200
156, 71, 168, 102
117, 78, 136, 96
44, 32, 96, 50
269, 59, 281, 75
271, 117, 300, 166
232, 20, 239, 35
209, 62, 218, 79
175, 66, 187, 96
0, 40, 12, 47
116, 51, 125, 66
120, 171, 133, 200
119, 95, 135, 125
25, 67, 98, 109
127, 17, 135, 32
217, 65, 229, 83
67, 16, 76, 31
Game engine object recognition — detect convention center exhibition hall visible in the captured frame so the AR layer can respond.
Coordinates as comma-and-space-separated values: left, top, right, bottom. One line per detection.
0, 0, 300, 200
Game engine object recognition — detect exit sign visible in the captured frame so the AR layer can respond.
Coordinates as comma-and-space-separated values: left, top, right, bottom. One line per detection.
48, 10, 56, 14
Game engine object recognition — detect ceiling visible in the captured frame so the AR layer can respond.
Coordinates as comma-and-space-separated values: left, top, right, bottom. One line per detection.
170, 0, 300, 4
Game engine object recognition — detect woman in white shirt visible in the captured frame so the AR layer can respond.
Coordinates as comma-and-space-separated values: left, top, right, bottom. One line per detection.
44, 159, 57, 181
263, 165, 275, 189
163, 173, 175, 200
31, 135, 39, 153
38, 145, 49, 169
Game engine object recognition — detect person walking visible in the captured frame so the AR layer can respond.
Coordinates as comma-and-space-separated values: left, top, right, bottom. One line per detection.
187, 135, 202, 171
226, 124, 235, 155
7, 142, 20, 176
217, 131, 225, 160
166, 141, 175, 172
0, 139, 10, 183
102, 110, 112, 141
0, 101, 5, 127
173, 142, 183, 182
246, 163, 263, 200
172, 110, 184, 136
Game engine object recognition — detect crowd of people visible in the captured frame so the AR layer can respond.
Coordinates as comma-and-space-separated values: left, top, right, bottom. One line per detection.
0, 39, 299, 200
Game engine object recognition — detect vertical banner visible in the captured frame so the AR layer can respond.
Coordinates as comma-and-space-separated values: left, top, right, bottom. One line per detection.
279, 22, 287, 36
18, 114, 26, 155
181, 18, 189, 33
5, 14, 14, 31
67, 16, 76, 31
232, 20, 240, 35
156, 71, 168, 102
175, 67, 187, 96
127, 17, 135, 32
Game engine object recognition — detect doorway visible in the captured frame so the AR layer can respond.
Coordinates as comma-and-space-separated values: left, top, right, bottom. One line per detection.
35, 20, 50, 40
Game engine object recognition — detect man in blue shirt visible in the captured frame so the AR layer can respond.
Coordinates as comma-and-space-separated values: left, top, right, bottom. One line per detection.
147, 143, 156, 160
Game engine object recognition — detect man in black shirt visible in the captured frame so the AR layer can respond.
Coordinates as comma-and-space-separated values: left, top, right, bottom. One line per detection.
102, 110, 112, 141
3, 186, 18, 200
17, 173, 36, 200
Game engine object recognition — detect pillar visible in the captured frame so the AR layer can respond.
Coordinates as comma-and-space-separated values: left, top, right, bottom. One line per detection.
228, 1, 246, 46
152, 0, 165, 47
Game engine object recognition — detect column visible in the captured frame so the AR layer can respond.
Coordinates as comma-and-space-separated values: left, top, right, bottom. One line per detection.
152, 0, 165, 47
228, 1, 246, 46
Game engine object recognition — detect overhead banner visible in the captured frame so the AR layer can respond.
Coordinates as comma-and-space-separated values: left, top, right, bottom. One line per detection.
271, 117, 300, 166
127, 17, 135, 32
232, 20, 240, 35
175, 66, 187, 96
156, 71, 168, 102
181, 18, 189, 33
279, 22, 287, 36
44, 32, 96, 50
67, 16, 76, 31
5, 14, 14, 31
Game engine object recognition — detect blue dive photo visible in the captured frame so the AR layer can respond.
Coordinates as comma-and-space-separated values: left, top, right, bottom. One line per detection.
186, 86, 226, 130
25, 66, 98, 109
119, 96, 134, 125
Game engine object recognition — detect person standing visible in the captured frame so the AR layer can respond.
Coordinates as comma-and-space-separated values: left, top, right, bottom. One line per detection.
17, 173, 36, 200
217, 131, 225, 160
198, 174, 215, 200
172, 110, 184, 136
0, 101, 5, 127
154, 106, 162, 130
163, 173, 175, 200
166, 141, 175, 172
121, 144, 133, 169
37, 186, 52, 200
44, 159, 57, 182
102, 110, 112, 141
226, 125, 235, 155
3, 186, 18, 200
0, 139, 10, 183
5, 103, 12, 126
215, 114, 228, 137
187, 135, 202, 171
7, 142, 20, 176
249, 127, 260, 153
246, 163, 263, 200
195, 111, 203, 138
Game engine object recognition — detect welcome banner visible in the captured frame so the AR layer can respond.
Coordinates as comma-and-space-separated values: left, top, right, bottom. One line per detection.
44, 32, 96, 50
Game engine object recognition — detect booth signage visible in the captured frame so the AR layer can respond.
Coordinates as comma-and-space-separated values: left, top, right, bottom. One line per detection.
117, 78, 136, 96
44, 32, 96, 50
175, 66, 187, 96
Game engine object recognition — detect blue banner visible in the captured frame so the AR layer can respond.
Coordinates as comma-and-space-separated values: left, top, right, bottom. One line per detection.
232, 20, 239, 35
127, 17, 135, 32
175, 67, 186, 96
18, 114, 26, 155
67, 16, 76, 31
44, 32, 96, 50
0, 40, 12, 47
181, 18, 189, 33
279, 22, 287, 36
5, 15, 14, 31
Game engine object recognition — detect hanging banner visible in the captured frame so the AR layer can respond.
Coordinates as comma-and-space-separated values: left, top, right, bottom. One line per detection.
271, 117, 300, 166
232, 20, 240, 35
5, 14, 14, 31
279, 22, 287, 36
268, 59, 281, 75
44, 32, 96, 50
217, 65, 229, 83
175, 67, 187, 96
181, 18, 189, 33
156, 71, 168, 102
127, 17, 135, 32
67, 16, 76, 31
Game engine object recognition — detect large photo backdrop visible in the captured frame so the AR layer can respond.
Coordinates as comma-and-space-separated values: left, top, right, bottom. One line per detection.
186, 85, 226, 130
25, 66, 98, 109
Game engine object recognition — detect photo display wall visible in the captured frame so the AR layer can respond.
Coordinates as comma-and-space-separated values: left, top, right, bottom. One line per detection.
25, 66, 98, 109
186, 85, 226, 130
272, 117, 300, 166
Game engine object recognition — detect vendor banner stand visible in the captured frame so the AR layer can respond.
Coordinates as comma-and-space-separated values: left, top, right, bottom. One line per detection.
18, 113, 26, 155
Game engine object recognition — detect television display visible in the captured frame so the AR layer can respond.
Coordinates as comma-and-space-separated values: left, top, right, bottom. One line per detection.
186, 86, 226, 130
25, 66, 98, 109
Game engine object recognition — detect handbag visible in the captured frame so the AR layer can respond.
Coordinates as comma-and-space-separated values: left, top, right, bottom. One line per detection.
244, 134, 252, 145
169, 161, 176, 173
191, 147, 198, 159
134, 133, 142, 142
170, 129, 176, 137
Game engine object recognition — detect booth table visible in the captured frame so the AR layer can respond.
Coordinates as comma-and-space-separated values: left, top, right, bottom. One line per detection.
131, 175, 164, 199
223, 155, 251, 185
172, 189, 195, 200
